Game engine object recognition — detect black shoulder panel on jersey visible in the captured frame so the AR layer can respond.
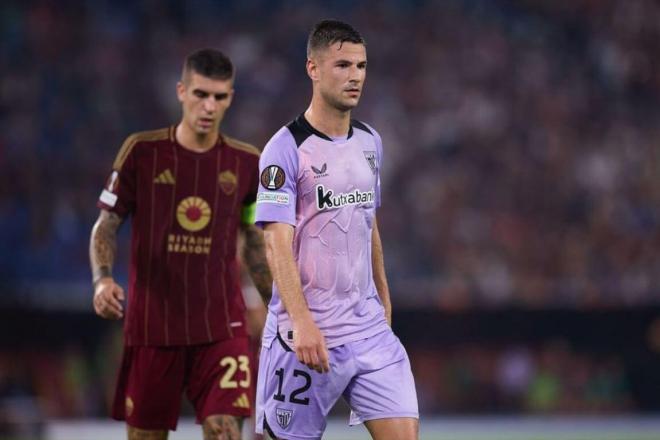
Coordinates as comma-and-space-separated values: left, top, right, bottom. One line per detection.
351, 119, 373, 135
286, 115, 314, 147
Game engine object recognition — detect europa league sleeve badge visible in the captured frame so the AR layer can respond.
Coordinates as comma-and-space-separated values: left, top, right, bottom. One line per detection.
260, 165, 286, 190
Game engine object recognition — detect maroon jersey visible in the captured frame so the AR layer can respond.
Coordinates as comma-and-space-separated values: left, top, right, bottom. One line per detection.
97, 126, 260, 346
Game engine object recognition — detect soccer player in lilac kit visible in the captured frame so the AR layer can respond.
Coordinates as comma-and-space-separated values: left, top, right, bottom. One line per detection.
254, 20, 419, 440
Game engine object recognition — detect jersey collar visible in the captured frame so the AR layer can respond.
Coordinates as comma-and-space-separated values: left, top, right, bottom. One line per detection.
296, 113, 354, 141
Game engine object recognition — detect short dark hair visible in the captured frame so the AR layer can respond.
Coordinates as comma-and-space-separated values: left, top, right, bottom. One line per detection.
307, 20, 365, 58
182, 48, 234, 82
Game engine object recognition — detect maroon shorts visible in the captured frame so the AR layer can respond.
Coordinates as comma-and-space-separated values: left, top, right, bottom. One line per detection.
112, 337, 252, 430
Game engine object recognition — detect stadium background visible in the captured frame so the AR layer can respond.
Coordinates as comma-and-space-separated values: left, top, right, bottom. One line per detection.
1, 0, 659, 438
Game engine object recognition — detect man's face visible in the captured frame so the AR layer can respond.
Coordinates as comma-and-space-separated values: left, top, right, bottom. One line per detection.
177, 71, 234, 135
309, 42, 367, 111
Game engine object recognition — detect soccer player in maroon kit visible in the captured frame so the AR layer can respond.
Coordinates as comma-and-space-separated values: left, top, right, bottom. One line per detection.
89, 49, 271, 440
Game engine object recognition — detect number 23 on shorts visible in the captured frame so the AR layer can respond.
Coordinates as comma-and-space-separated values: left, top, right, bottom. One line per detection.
219, 355, 250, 389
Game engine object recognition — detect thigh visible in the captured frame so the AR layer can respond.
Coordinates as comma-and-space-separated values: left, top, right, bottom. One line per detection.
344, 330, 419, 426
365, 417, 418, 440
112, 345, 185, 431
256, 335, 350, 440
186, 337, 253, 423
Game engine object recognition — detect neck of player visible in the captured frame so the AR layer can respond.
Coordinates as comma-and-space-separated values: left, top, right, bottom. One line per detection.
176, 123, 218, 153
305, 100, 351, 138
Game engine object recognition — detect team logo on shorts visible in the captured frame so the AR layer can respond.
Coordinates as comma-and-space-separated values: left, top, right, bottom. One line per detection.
260, 165, 285, 190
276, 408, 293, 429
176, 197, 212, 232
363, 151, 377, 175
218, 170, 237, 195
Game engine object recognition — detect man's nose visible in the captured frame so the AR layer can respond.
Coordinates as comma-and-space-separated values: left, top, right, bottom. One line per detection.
203, 97, 217, 113
349, 66, 363, 82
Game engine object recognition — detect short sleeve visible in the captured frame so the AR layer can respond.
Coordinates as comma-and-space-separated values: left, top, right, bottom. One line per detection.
255, 128, 299, 227
96, 136, 138, 217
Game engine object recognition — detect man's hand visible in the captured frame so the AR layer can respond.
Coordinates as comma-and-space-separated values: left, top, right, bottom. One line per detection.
292, 315, 330, 373
93, 277, 125, 319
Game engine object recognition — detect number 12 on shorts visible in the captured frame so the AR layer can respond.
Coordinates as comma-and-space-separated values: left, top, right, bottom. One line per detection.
273, 368, 311, 405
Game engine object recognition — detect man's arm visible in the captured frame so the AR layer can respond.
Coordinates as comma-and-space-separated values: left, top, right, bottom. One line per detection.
372, 217, 392, 326
242, 284, 268, 339
240, 223, 273, 305
89, 209, 125, 320
263, 222, 329, 373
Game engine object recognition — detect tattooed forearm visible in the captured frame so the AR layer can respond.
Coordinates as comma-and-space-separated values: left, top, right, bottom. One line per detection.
241, 224, 273, 305
90, 210, 123, 284
203, 415, 242, 440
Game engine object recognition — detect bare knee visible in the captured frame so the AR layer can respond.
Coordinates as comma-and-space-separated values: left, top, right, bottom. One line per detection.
127, 425, 169, 440
202, 414, 243, 440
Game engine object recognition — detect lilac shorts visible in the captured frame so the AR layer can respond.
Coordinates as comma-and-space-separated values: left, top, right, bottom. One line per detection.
255, 329, 418, 439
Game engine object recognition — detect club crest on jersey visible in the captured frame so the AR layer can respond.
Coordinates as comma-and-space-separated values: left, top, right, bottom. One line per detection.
316, 185, 375, 211
218, 170, 237, 195
260, 165, 286, 190
276, 408, 293, 429
363, 151, 377, 175
311, 163, 328, 178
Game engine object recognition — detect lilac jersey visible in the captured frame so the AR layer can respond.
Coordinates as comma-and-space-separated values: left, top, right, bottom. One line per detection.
256, 114, 390, 349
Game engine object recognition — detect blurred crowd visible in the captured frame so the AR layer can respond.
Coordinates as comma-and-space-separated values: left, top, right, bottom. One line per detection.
380, 0, 660, 309
411, 341, 633, 414
1, 0, 659, 309
3, 0, 660, 309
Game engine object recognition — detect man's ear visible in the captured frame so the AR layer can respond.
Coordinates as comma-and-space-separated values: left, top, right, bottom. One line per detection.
176, 81, 186, 103
306, 57, 318, 81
